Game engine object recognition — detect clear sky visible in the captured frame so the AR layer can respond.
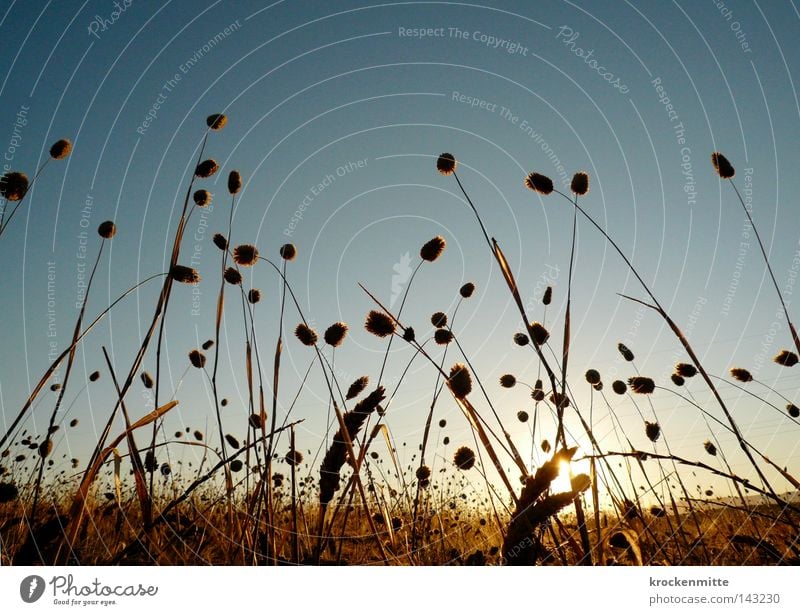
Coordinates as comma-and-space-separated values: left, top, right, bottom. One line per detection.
1, 0, 799, 505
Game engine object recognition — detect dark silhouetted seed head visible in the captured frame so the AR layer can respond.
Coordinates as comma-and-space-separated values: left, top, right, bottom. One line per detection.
402, 327, 415, 342
225, 434, 240, 449
233, 244, 258, 266
530, 322, 549, 346
50, 139, 72, 160
207, 114, 227, 130
711, 152, 735, 179
294, 323, 318, 346
141, 371, 154, 389
89, 371, 100, 382
249, 414, 264, 430
585, 369, 601, 385
542, 286, 552, 305
628, 376, 655, 394
0, 171, 28, 201
549, 392, 570, 409
499, 374, 516, 388
676, 363, 697, 377
189, 350, 206, 368
671, 373, 685, 386
618, 343, 634, 361
224, 267, 242, 285
431, 311, 448, 328
460, 282, 475, 298
541, 439, 551, 453
787, 404, 800, 419
416, 465, 431, 481
195, 159, 218, 178
346, 376, 369, 400
420, 235, 446, 262
774, 350, 799, 367
434, 329, 453, 345
213, 233, 228, 251
248, 288, 261, 304
97, 220, 116, 239
448, 363, 472, 399
228, 170, 242, 195
170, 265, 200, 284
279, 243, 297, 261
453, 446, 476, 470
525, 172, 553, 195
436, 152, 456, 175
365, 311, 396, 338
513, 332, 529, 346
285, 449, 304, 466
704, 440, 717, 456
322, 322, 347, 347
730, 367, 753, 383
202, 339, 214, 350
570, 171, 589, 195
517, 410, 529, 423
193, 189, 212, 206
645, 421, 661, 442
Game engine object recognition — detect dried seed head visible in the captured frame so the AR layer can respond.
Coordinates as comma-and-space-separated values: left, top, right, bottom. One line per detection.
193, 189, 212, 206
285, 449, 304, 466
160, 462, 171, 476
704, 440, 717, 456
618, 343, 634, 361
448, 363, 472, 399
628, 376, 655, 394
248, 288, 261, 304
97, 220, 116, 239
787, 404, 800, 419
223, 267, 242, 285
541, 439, 551, 453
249, 413, 264, 430
141, 371, 154, 389
294, 323, 318, 346
279, 243, 297, 261
416, 465, 431, 481
170, 265, 201, 284
402, 327, 416, 342
549, 391, 570, 409
542, 286, 552, 305
189, 350, 206, 368
499, 374, 516, 388
711, 152, 735, 179
365, 310, 396, 338
0, 171, 28, 201
570, 171, 589, 196
459, 282, 475, 298
193, 430, 204, 441
436, 152, 456, 175
434, 328, 453, 345
730, 367, 753, 383
0, 481, 19, 503
529, 322, 550, 346
49, 139, 72, 160
225, 434, 240, 449
324, 322, 348, 347
439, 419, 446, 428
525, 172, 553, 195
233, 244, 259, 266
213, 233, 228, 251
453, 446, 476, 470
346, 376, 369, 400
195, 159, 219, 178
228, 170, 242, 195
420, 235, 446, 262
431, 311, 448, 328
513, 332, 529, 346
531, 388, 545, 402
774, 350, 799, 367
671, 373, 685, 386
89, 371, 100, 382
517, 410, 529, 423
612, 380, 627, 395
645, 421, 661, 442
585, 369, 601, 385
39, 439, 53, 458
206, 114, 227, 130
69, 419, 79, 427
202, 339, 214, 350
676, 363, 697, 377
593, 381, 603, 391
50, 383, 61, 391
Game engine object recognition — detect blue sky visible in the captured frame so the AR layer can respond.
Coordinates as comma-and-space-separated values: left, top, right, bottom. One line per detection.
1, 0, 799, 505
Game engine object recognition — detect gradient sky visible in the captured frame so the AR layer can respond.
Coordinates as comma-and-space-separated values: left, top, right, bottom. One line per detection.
1, 0, 799, 506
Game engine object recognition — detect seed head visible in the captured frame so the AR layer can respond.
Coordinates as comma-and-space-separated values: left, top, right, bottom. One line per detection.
704, 440, 717, 456
248, 288, 261, 304
645, 421, 661, 442
249, 414, 264, 430
279, 243, 297, 261
225, 434, 240, 449
170, 265, 201, 284
224, 267, 242, 285
416, 465, 431, 481
420, 235, 446, 262
0, 482, 19, 503
787, 404, 800, 419
89, 371, 100, 382
365, 310, 396, 338
513, 332, 529, 346
730, 367, 753, 383
324, 322, 348, 347
541, 439, 551, 453
228, 170, 242, 195
448, 363, 472, 399
285, 449, 304, 466
499, 374, 516, 388
570, 171, 589, 196
431, 311, 447, 328
195, 159, 219, 178
141, 371, 154, 389
402, 327, 416, 342
585, 369, 601, 385
549, 391, 570, 409
542, 286, 552, 305
206, 114, 227, 130
189, 350, 206, 368
525, 172, 553, 195
612, 380, 627, 395
618, 343, 634, 361
671, 373, 685, 386
436, 152, 457, 175
97, 220, 116, 239
459, 282, 475, 298
294, 323, 318, 346
453, 446, 476, 470
711, 152, 735, 179
193, 189, 212, 206
202, 340, 214, 350
50, 139, 72, 160
0, 171, 28, 201
346, 376, 368, 400
774, 350, 799, 367
233, 244, 259, 266
517, 410, 529, 423
434, 328, 453, 345
529, 322, 549, 346
628, 376, 655, 394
